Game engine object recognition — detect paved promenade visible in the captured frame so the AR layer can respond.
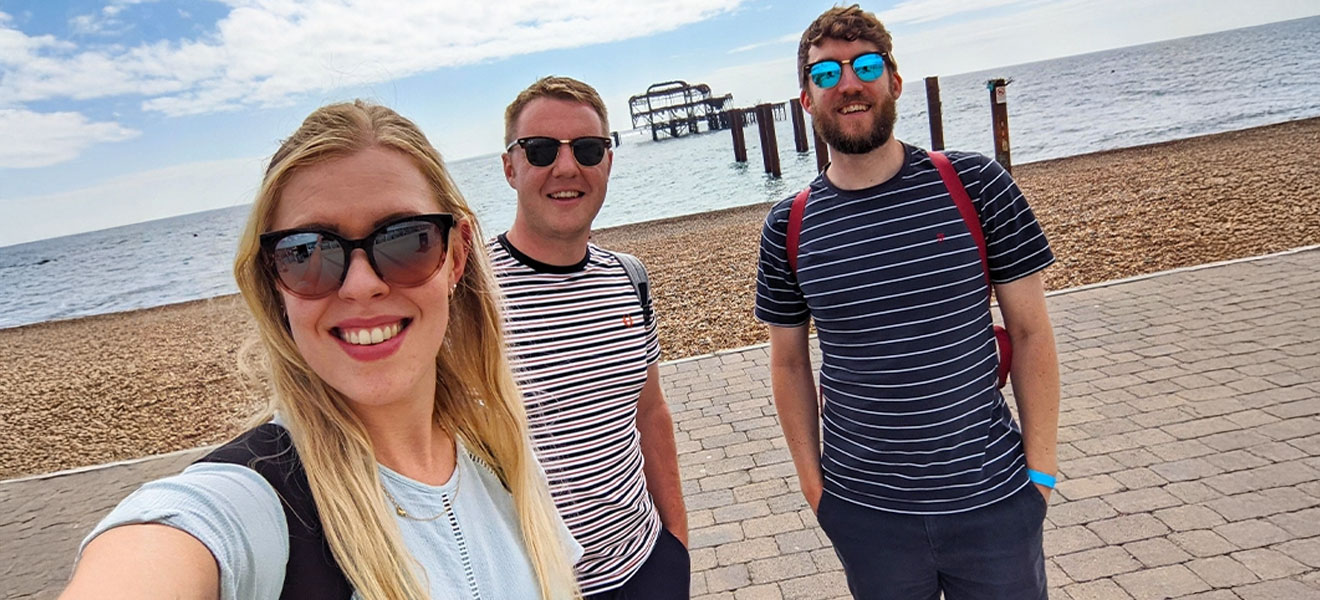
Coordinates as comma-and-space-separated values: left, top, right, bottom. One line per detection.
3, 246, 1318, 599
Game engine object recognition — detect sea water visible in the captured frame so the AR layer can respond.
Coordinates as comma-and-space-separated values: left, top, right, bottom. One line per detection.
2, 16, 1318, 329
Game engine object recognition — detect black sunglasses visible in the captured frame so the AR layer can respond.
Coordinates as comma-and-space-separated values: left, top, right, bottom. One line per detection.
259, 213, 455, 299
506, 136, 611, 167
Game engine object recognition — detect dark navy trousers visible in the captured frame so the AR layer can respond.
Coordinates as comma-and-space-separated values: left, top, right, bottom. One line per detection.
584, 527, 691, 600
816, 483, 1048, 600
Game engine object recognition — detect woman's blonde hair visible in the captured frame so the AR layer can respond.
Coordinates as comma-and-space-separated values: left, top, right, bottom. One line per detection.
233, 100, 578, 599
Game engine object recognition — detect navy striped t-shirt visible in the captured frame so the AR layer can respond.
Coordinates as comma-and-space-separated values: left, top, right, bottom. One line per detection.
754, 144, 1054, 514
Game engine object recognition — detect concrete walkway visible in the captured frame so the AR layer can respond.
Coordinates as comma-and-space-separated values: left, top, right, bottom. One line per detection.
3, 247, 1318, 600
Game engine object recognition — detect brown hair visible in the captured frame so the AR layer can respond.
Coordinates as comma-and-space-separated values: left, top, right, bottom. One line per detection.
798, 4, 896, 89
504, 76, 609, 144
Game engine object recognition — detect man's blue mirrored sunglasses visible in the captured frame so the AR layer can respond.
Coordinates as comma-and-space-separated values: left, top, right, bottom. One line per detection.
807, 52, 889, 89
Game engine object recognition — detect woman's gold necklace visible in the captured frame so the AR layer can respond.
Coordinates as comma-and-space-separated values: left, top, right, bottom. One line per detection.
382, 459, 462, 522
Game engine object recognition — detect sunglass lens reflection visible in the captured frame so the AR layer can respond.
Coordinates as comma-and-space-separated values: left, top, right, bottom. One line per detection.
272, 233, 345, 297
372, 221, 446, 286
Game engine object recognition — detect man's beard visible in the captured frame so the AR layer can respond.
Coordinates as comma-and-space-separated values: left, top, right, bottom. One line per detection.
814, 93, 898, 155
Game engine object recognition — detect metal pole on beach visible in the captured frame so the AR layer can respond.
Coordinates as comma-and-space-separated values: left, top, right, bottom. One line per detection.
729, 110, 747, 163
988, 78, 1012, 173
925, 76, 944, 151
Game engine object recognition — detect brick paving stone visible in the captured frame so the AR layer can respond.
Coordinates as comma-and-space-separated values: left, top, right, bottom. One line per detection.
1270, 508, 1320, 537
1165, 481, 1225, 504
1171, 530, 1240, 557
1047, 525, 1107, 556
734, 584, 784, 600
1105, 488, 1182, 514
1179, 591, 1243, 600
1055, 547, 1143, 582
748, 553, 817, 584
1203, 450, 1272, 472
1088, 514, 1172, 545
1232, 547, 1310, 579
715, 536, 780, 567
1234, 579, 1320, 600
1051, 498, 1121, 527
1154, 505, 1228, 532
742, 513, 803, 538
1150, 440, 1219, 462
778, 572, 849, 600
704, 564, 752, 594
1277, 537, 1320, 568
1113, 564, 1212, 599
1152, 457, 1225, 482
692, 523, 746, 549
1065, 455, 1127, 479
1063, 579, 1136, 600
1213, 520, 1292, 549
774, 530, 824, 554
1110, 467, 1168, 490
1188, 556, 1263, 589
1058, 474, 1125, 501
1259, 417, 1320, 442
1246, 440, 1308, 462
1123, 537, 1192, 568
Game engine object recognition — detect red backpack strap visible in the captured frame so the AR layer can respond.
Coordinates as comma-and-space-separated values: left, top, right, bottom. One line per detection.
786, 187, 811, 273
929, 151, 990, 287
929, 151, 1012, 389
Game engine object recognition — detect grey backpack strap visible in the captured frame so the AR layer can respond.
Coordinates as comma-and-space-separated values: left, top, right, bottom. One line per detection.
612, 251, 653, 329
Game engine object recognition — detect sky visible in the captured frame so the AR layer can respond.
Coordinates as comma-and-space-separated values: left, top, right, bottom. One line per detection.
2, 0, 1318, 248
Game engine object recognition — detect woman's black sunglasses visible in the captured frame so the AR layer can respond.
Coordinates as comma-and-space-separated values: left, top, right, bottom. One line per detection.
506, 136, 612, 167
259, 213, 455, 299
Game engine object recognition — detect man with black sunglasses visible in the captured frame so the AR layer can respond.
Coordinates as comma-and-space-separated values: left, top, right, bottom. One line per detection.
755, 5, 1060, 599
488, 76, 690, 599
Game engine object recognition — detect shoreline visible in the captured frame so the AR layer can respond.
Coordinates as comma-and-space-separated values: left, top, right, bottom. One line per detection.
3, 116, 1318, 478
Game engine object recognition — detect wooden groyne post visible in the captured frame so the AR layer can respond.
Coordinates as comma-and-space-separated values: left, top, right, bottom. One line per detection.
813, 130, 828, 172
755, 103, 781, 177
729, 110, 747, 163
988, 78, 1012, 173
789, 99, 809, 153
611, 131, 621, 147
925, 76, 944, 151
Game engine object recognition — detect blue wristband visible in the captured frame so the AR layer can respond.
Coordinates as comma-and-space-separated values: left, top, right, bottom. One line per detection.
1027, 469, 1056, 489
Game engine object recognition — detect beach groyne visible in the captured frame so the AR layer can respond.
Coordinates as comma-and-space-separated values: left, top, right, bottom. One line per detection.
2, 117, 1318, 479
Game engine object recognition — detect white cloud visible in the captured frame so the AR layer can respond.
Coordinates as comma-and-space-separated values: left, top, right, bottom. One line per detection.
0, 109, 139, 168
729, 32, 797, 54
2, 1, 749, 117
878, 0, 1044, 25
0, 156, 264, 247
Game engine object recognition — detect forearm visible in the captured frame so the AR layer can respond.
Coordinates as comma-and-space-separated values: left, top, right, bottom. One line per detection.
1009, 327, 1061, 479
768, 326, 824, 503
637, 373, 688, 544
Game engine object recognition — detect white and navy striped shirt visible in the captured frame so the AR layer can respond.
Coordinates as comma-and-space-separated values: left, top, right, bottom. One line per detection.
755, 145, 1054, 515
489, 235, 662, 594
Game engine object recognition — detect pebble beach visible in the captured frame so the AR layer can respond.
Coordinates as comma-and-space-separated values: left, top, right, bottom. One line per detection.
2, 117, 1318, 480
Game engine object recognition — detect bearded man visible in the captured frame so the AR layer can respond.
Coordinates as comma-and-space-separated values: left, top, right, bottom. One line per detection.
754, 5, 1061, 599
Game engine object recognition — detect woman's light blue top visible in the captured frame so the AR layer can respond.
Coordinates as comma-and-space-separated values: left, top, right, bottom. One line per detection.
80, 440, 581, 599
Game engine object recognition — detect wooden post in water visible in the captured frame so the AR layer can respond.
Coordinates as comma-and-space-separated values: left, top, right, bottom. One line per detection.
756, 103, 781, 178
789, 99, 809, 153
925, 76, 944, 151
813, 129, 829, 172
729, 110, 747, 163
988, 78, 1012, 173
611, 131, 621, 147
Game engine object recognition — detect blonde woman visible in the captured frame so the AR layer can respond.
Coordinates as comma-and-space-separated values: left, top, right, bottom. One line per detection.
60, 101, 581, 600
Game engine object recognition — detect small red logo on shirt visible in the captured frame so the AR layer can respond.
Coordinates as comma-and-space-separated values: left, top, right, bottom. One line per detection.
937, 233, 945, 242
623, 315, 635, 327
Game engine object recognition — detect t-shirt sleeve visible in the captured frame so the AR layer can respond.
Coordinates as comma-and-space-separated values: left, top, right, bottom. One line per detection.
960, 154, 1055, 283
754, 198, 810, 327
78, 462, 289, 600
